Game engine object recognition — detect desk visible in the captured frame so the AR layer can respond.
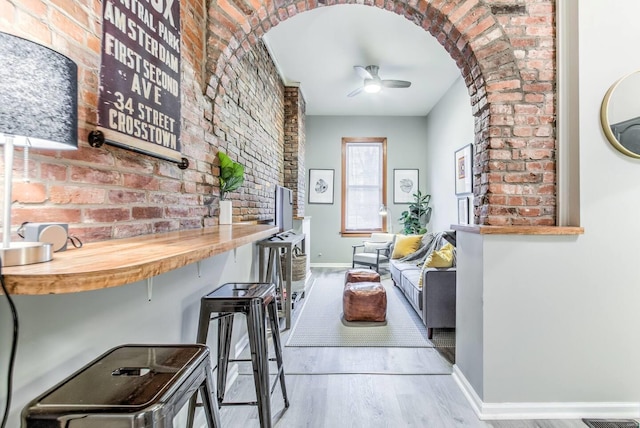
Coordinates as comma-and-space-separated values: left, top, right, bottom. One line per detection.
3, 224, 278, 295
257, 232, 306, 329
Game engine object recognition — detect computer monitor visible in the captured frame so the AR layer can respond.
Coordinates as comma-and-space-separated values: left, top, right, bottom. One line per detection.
274, 185, 293, 233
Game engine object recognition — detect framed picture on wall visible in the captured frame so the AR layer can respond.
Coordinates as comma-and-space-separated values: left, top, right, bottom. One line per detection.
393, 169, 419, 203
308, 169, 334, 204
458, 196, 469, 225
454, 144, 473, 195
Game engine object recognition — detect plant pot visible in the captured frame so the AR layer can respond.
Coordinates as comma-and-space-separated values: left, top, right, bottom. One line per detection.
219, 200, 232, 225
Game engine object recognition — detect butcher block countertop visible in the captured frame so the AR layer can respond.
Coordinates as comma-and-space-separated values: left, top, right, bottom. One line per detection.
451, 225, 584, 235
3, 224, 278, 295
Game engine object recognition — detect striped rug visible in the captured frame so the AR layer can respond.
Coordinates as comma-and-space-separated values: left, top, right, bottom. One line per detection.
286, 271, 433, 348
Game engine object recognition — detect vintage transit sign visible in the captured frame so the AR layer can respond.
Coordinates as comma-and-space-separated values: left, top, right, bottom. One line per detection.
97, 0, 181, 162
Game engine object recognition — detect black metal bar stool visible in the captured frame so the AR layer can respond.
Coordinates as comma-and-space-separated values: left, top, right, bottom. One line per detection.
22, 344, 221, 428
187, 282, 289, 428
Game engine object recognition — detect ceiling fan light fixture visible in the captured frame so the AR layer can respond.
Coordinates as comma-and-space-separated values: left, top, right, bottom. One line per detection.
364, 81, 381, 93
348, 65, 411, 98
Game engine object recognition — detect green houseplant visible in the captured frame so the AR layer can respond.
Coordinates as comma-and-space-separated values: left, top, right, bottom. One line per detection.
398, 190, 432, 235
218, 151, 245, 200
217, 151, 244, 224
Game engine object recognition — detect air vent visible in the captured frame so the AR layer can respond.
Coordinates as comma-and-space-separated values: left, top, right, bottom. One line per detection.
582, 419, 639, 428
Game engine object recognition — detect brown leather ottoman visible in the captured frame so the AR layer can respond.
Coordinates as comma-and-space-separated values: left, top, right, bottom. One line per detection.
343, 281, 387, 322
344, 268, 381, 284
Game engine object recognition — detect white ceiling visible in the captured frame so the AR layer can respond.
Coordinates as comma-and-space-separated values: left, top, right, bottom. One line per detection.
263, 4, 461, 116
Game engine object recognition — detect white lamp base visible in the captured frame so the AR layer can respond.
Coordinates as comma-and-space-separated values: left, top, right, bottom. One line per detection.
0, 242, 53, 267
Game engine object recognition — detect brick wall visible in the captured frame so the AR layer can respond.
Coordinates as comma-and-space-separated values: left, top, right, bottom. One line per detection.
207, 0, 557, 226
481, 0, 556, 224
210, 40, 285, 223
284, 86, 306, 217
1, 0, 559, 243
0, 0, 284, 242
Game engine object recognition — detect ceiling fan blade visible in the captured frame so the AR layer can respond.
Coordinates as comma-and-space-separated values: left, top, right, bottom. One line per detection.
347, 86, 365, 97
382, 80, 411, 89
354, 66, 373, 80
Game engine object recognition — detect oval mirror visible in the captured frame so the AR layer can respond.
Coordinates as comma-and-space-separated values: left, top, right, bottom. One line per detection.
601, 70, 640, 158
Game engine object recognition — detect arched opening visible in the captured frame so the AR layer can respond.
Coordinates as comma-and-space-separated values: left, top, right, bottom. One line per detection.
203, 1, 557, 226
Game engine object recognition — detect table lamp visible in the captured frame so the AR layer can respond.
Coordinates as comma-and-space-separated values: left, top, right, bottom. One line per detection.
0, 32, 78, 266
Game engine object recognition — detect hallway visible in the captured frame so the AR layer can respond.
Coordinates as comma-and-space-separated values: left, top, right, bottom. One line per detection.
215, 269, 589, 428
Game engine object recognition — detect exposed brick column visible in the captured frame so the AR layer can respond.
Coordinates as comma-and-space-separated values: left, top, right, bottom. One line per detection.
283, 86, 306, 217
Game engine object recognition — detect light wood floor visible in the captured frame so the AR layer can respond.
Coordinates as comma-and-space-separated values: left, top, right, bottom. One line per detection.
215, 268, 590, 428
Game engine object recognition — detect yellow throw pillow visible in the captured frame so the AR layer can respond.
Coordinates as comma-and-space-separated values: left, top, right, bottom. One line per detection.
418, 243, 455, 288
391, 234, 423, 259
424, 242, 454, 268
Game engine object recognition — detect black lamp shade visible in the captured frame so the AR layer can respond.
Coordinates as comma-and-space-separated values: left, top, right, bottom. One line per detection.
0, 32, 78, 150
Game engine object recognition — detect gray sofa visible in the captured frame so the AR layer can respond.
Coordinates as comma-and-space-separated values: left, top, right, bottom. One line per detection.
389, 240, 456, 339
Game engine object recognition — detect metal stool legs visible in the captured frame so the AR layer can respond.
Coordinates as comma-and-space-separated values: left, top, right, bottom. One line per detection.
187, 283, 288, 428
215, 295, 289, 427
187, 312, 230, 428
267, 298, 289, 408
199, 355, 223, 428
247, 296, 272, 427
215, 313, 234, 404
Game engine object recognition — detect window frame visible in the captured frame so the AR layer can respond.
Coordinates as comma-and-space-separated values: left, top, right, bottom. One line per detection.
340, 137, 387, 237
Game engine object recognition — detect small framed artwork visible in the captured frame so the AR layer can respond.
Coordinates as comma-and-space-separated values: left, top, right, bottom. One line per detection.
308, 169, 334, 204
393, 169, 419, 204
454, 144, 473, 195
458, 196, 469, 225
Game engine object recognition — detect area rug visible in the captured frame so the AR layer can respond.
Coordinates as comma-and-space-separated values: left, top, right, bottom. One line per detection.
286, 272, 433, 347
430, 328, 456, 348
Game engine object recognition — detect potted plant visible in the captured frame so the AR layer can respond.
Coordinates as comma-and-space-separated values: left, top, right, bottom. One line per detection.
398, 190, 432, 235
217, 151, 245, 224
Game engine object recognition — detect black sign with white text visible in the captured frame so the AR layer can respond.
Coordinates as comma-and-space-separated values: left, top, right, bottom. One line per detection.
97, 0, 181, 162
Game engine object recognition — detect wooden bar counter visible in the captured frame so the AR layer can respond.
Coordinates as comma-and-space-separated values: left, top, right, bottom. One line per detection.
2, 224, 278, 295
451, 225, 584, 235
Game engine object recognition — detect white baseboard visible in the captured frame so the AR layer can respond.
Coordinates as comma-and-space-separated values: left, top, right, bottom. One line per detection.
310, 262, 351, 268
452, 365, 640, 420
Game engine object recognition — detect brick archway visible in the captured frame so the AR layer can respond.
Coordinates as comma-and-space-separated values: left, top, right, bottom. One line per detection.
205, 1, 557, 226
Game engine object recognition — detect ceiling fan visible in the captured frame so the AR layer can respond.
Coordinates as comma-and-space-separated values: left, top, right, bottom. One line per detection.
347, 65, 412, 97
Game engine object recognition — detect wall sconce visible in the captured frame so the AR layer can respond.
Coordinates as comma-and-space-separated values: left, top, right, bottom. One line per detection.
0, 32, 78, 266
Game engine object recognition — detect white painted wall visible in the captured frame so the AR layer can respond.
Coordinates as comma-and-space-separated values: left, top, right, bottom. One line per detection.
424, 76, 475, 231
305, 116, 431, 264
455, 231, 484, 397
0, 245, 259, 427
454, 0, 640, 416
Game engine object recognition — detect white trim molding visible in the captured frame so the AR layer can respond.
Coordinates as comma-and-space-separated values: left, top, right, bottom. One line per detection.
556, 0, 581, 226
310, 262, 351, 268
452, 365, 640, 420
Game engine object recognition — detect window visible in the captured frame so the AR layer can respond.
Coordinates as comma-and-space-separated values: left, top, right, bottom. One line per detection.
341, 137, 387, 236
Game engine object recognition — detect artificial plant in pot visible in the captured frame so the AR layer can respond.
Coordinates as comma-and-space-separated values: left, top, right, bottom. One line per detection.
398, 190, 432, 235
217, 151, 245, 224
